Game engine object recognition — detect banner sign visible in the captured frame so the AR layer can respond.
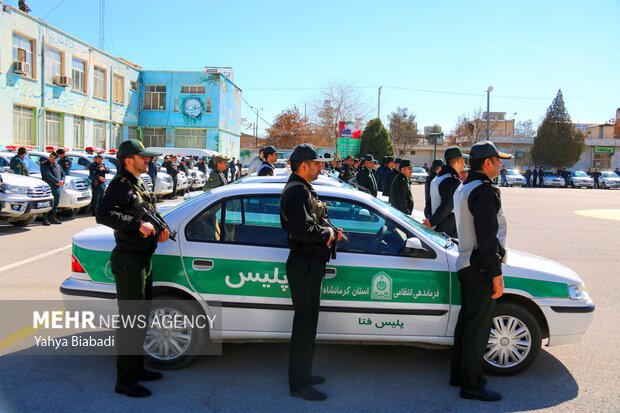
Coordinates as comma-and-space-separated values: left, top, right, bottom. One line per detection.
338, 121, 362, 139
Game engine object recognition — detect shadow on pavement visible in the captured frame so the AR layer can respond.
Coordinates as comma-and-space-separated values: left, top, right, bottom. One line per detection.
0, 341, 578, 413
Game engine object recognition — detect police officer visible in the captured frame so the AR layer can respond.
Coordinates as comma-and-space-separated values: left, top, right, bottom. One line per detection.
375, 156, 390, 192
451, 141, 511, 402
423, 147, 467, 238
147, 156, 158, 183
356, 154, 378, 196
203, 155, 229, 191
389, 159, 414, 214
164, 155, 179, 199
280, 143, 342, 401
40, 151, 65, 226
56, 148, 72, 175
381, 157, 399, 197
9, 147, 29, 176
338, 155, 354, 181
88, 153, 109, 216
257, 146, 277, 176
96, 140, 168, 398
424, 159, 445, 219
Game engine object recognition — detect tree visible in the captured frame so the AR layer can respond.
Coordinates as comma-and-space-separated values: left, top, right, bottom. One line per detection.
310, 80, 370, 147
359, 118, 393, 159
388, 107, 419, 156
265, 107, 331, 149
452, 108, 486, 143
531, 89, 585, 167
515, 119, 536, 137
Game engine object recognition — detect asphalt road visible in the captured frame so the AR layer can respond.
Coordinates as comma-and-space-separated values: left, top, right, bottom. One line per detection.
0, 185, 619, 413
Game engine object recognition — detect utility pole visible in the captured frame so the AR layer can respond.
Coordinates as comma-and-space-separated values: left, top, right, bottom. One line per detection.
99, 0, 105, 50
377, 86, 382, 119
486, 86, 493, 140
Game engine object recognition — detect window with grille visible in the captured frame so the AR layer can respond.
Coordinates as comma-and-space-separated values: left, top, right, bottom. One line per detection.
181, 85, 205, 94
13, 105, 35, 145
45, 112, 62, 146
143, 85, 166, 110
45, 47, 63, 84
112, 124, 123, 149
93, 120, 107, 149
72, 58, 86, 93
143, 128, 165, 147
94, 66, 107, 99
74, 116, 85, 148
12, 33, 35, 78
174, 129, 206, 148
128, 127, 138, 140
113, 74, 124, 104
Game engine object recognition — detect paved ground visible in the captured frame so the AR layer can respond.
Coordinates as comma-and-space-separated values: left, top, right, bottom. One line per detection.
0, 185, 619, 412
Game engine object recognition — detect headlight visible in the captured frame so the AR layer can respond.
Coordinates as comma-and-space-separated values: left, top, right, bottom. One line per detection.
69, 180, 79, 191
568, 284, 588, 301
0, 183, 29, 194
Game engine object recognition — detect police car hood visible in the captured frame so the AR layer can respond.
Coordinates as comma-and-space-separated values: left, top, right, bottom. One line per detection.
504, 248, 583, 284
0, 173, 49, 187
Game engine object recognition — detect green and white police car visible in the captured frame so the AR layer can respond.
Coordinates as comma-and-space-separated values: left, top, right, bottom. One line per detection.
61, 180, 594, 374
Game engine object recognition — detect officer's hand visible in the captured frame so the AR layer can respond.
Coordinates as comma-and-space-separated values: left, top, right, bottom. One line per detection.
99, 177, 105, 182
57, 181, 64, 187
336, 228, 343, 241
326, 227, 335, 246
492, 275, 504, 299
158, 228, 170, 242
422, 219, 432, 228
139, 221, 156, 238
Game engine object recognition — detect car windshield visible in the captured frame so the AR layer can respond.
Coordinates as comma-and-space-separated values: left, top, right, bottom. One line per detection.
601, 171, 617, 178
22, 156, 41, 173
543, 172, 558, 176
369, 196, 451, 248
506, 169, 520, 175
573, 171, 588, 177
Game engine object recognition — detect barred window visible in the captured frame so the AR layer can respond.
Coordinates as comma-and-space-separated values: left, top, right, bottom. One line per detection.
174, 128, 206, 148
128, 126, 138, 140
113, 74, 124, 104
181, 85, 205, 94
13, 105, 35, 145
72, 58, 87, 93
45, 47, 63, 84
112, 123, 123, 149
94, 66, 107, 99
12, 33, 34, 78
143, 128, 165, 147
143, 85, 166, 110
74, 116, 85, 149
45, 112, 62, 146
93, 120, 107, 149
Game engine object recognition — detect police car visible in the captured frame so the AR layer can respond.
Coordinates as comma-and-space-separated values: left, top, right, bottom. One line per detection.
410, 167, 428, 184
505, 169, 526, 187
61, 180, 594, 374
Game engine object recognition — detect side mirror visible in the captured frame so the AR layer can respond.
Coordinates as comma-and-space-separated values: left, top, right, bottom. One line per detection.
405, 237, 427, 252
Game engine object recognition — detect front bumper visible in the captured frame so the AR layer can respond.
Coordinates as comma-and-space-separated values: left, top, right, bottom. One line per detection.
0, 198, 53, 218
538, 298, 595, 346
59, 188, 92, 210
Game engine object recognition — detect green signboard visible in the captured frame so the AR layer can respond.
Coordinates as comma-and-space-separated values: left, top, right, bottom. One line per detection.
337, 137, 361, 158
594, 146, 614, 155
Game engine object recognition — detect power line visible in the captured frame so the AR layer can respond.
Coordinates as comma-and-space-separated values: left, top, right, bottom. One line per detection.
240, 95, 272, 128
43, 0, 67, 19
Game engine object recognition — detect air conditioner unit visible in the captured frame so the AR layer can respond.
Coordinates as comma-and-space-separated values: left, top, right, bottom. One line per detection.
13, 61, 30, 75
53, 75, 72, 87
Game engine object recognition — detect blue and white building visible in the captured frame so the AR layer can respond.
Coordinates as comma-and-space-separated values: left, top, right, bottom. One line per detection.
0, 3, 241, 157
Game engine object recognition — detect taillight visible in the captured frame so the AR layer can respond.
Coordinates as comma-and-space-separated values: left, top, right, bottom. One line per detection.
71, 254, 85, 273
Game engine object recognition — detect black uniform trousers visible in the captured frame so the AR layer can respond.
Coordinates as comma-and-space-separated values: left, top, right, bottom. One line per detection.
111, 249, 153, 384
91, 186, 104, 214
286, 253, 325, 391
170, 176, 178, 197
450, 265, 495, 391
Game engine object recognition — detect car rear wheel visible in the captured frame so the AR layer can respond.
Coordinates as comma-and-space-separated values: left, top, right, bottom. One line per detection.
483, 301, 542, 375
144, 296, 209, 369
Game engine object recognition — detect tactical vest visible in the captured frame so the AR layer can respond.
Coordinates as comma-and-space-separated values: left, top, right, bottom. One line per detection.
430, 173, 453, 214
453, 179, 507, 271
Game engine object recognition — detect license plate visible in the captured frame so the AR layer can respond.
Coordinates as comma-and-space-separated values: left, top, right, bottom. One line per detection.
81, 192, 90, 197
36, 201, 51, 209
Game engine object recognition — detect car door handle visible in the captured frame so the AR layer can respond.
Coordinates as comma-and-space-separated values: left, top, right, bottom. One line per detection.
325, 267, 337, 279
193, 259, 214, 271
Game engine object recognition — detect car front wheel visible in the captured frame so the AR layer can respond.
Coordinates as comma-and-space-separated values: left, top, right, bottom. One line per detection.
144, 296, 209, 369
483, 301, 542, 375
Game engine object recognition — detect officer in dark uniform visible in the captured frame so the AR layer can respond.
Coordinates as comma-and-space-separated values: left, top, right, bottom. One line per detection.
88, 153, 109, 216
375, 156, 390, 192
147, 156, 158, 183
257, 146, 277, 176
356, 154, 378, 196
56, 148, 72, 175
40, 151, 65, 225
381, 158, 399, 197
322, 153, 333, 172
164, 155, 179, 199
338, 155, 354, 181
203, 155, 229, 191
451, 141, 511, 402
9, 147, 29, 176
424, 159, 445, 219
423, 147, 467, 237
96, 140, 168, 398
280, 143, 342, 401
389, 159, 414, 214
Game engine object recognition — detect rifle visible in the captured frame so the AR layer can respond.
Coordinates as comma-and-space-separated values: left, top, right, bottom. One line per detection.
137, 202, 177, 241
321, 216, 349, 260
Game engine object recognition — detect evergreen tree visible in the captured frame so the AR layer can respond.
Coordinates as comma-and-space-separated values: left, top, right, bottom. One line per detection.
531, 89, 585, 167
359, 118, 394, 159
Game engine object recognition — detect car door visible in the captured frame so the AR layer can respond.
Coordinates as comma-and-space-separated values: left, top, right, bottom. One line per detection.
315, 197, 451, 338
181, 194, 293, 335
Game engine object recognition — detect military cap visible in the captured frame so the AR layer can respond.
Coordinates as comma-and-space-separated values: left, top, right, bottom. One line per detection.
290, 143, 331, 162
444, 146, 468, 161
469, 141, 513, 160
117, 139, 161, 157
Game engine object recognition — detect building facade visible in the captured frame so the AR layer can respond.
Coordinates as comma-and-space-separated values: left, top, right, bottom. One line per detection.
0, 5, 241, 157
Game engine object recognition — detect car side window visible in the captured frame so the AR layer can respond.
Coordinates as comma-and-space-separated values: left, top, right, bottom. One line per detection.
324, 198, 412, 257
0, 157, 8, 167
185, 196, 288, 248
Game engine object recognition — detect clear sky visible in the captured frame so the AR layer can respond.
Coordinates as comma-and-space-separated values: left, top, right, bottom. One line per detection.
13, 0, 620, 137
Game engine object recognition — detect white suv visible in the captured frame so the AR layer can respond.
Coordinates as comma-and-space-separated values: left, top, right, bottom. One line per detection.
0, 172, 53, 226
